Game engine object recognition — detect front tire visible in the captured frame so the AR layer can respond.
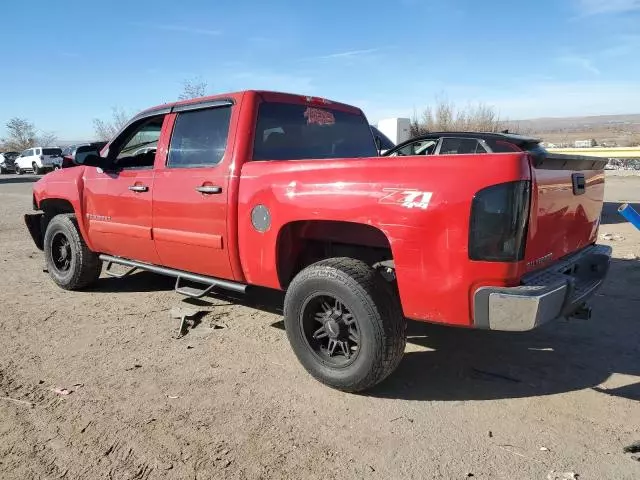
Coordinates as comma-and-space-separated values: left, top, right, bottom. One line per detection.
284, 257, 406, 392
44, 214, 102, 290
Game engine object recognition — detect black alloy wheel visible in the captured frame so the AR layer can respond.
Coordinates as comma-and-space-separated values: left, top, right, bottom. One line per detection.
301, 294, 360, 367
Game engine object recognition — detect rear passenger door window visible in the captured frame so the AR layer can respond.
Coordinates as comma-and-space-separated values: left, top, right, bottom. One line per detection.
167, 106, 232, 168
438, 138, 487, 155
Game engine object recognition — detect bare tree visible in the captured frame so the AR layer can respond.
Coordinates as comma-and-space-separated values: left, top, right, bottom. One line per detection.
93, 107, 129, 141
411, 99, 503, 134
3, 118, 37, 151
622, 133, 640, 147
1, 118, 60, 150
501, 120, 532, 135
38, 131, 59, 147
178, 77, 208, 100
410, 108, 421, 137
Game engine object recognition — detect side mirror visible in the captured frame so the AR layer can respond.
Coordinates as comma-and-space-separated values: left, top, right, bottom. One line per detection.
76, 152, 104, 168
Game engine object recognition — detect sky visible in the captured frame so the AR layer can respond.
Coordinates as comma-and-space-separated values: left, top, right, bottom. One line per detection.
0, 0, 639, 140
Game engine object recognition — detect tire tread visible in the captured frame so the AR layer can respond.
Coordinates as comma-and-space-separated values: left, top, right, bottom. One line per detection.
285, 257, 405, 392
44, 213, 102, 290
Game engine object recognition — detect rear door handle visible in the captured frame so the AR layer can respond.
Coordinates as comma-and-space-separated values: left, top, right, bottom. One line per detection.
128, 185, 149, 192
196, 185, 222, 194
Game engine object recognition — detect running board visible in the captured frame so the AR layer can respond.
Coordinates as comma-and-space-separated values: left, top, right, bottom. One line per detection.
174, 277, 216, 299
105, 261, 138, 278
98, 255, 247, 295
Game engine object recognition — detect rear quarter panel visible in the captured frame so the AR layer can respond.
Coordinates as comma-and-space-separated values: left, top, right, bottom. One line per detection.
238, 153, 531, 326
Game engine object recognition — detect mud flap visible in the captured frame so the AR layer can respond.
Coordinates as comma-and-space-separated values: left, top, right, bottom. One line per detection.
24, 213, 44, 250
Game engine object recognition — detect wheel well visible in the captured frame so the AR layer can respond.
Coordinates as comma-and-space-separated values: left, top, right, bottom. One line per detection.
276, 220, 394, 288
40, 198, 76, 232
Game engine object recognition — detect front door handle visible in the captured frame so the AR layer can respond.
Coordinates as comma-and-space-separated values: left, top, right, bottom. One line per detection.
196, 185, 222, 194
128, 185, 149, 192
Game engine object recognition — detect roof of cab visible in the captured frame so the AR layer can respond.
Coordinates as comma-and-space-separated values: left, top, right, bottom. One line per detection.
136, 90, 364, 119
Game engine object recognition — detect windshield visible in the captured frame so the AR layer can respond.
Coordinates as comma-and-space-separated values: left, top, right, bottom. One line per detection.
253, 102, 377, 160
43, 148, 62, 156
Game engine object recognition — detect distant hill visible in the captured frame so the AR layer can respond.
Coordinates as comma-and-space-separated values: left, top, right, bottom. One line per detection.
505, 114, 640, 146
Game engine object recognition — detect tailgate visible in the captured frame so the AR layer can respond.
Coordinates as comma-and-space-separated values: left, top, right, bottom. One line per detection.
525, 153, 607, 271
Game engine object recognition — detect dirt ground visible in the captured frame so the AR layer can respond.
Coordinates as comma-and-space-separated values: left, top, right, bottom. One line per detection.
0, 173, 638, 480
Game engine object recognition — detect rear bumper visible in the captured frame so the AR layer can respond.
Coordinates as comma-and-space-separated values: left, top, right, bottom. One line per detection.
473, 244, 612, 331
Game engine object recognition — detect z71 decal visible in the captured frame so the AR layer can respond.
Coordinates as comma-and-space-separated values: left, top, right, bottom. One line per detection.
380, 189, 433, 210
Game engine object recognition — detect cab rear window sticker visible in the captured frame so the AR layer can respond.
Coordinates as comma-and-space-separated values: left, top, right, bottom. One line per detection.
304, 107, 335, 126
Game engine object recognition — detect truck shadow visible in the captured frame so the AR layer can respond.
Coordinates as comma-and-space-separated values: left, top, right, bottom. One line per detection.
86, 257, 639, 403
601, 201, 640, 225
368, 256, 640, 402
89, 271, 176, 293
0, 175, 41, 185
89, 271, 285, 314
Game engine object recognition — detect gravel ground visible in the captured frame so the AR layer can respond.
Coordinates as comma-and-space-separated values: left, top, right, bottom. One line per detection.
0, 173, 638, 480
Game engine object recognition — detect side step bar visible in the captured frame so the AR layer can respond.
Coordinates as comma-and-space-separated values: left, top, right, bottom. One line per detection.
98, 254, 247, 295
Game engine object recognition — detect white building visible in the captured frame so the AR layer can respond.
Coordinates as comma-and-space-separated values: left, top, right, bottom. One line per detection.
377, 118, 411, 145
574, 139, 596, 148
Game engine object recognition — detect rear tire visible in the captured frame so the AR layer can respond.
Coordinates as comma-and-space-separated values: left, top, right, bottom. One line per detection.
0, 167, 5, 174
32, 163, 42, 175
15, 166, 22, 175
44, 214, 102, 290
284, 257, 406, 392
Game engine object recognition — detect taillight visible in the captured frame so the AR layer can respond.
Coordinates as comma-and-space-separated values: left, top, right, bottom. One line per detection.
469, 180, 530, 262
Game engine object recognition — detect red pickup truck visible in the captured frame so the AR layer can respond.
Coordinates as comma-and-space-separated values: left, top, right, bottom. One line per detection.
25, 91, 611, 392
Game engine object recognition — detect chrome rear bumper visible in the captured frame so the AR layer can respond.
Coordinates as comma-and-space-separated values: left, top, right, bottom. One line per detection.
473, 245, 612, 331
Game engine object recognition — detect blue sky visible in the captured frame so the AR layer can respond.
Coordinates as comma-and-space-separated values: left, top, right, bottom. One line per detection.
1, 0, 639, 140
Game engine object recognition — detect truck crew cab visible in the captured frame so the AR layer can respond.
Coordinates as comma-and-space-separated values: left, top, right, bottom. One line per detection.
25, 91, 611, 392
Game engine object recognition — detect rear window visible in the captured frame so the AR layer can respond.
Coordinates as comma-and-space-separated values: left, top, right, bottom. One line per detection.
43, 148, 62, 156
253, 102, 377, 160
486, 140, 521, 153
485, 139, 547, 155
524, 142, 547, 156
